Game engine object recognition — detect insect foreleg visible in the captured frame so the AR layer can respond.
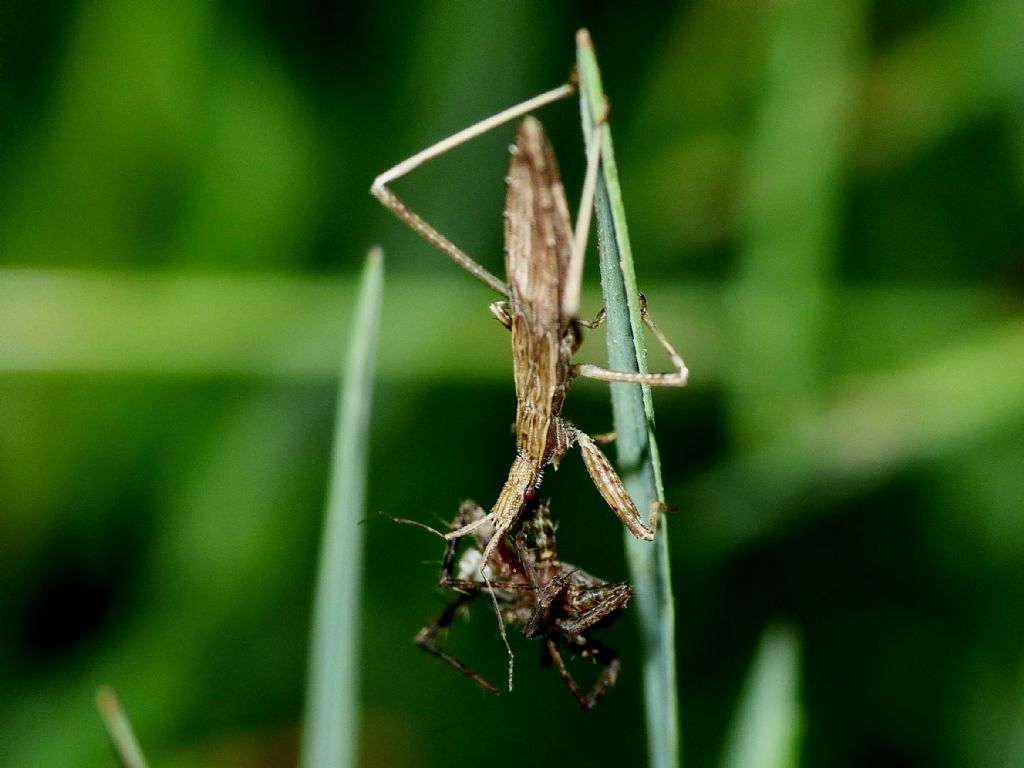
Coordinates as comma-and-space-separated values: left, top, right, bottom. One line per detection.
574, 430, 658, 541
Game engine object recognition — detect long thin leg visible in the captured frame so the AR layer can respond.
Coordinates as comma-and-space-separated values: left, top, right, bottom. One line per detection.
415, 593, 499, 694
546, 640, 621, 710
559, 99, 687, 389
580, 642, 622, 709
574, 298, 689, 386
562, 100, 608, 319
442, 500, 518, 689
450, 501, 540, 695
371, 82, 576, 297
487, 271, 688, 388
440, 578, 534, 592
484, 568, 514, 692
440, 467, 536, 689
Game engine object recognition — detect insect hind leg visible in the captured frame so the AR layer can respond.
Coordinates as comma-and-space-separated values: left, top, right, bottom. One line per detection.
371, 83, 576, 297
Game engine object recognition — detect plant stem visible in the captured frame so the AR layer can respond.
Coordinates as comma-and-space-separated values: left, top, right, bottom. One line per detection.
720, 623, 803, 768
300, 247, 384, 768
95, 687, 149, 768
576, 29, 682, 768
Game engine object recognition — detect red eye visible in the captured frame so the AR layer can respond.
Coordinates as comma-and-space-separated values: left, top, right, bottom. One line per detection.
523, 487, 536, 503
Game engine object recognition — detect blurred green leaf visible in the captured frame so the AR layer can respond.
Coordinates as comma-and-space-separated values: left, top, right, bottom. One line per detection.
727, 0, 863, 445
678, 320, 1024, 562
720, 623, 802, 768
301, 248, 383, 768
96, 687, 150, 768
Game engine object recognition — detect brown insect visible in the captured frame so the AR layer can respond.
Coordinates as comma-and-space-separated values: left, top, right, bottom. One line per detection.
371, 81, 688, 572
415, 495, 631, 710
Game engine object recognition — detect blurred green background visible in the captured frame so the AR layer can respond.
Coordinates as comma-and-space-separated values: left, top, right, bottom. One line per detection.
2, 1, 1022, 766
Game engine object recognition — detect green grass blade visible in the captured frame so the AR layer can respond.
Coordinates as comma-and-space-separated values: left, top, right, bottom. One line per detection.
95, 687, 149, 768
300, 247, 384, 768
576, 29, 682, 768
720, 623, 803, 768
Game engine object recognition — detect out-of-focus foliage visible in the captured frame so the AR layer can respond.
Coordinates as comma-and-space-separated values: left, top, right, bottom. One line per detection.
1, 2, 1021, 767
300, 250, 381, 768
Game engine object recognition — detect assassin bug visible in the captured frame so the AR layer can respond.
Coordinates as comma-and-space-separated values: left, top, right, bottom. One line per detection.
371, 81, 687, 571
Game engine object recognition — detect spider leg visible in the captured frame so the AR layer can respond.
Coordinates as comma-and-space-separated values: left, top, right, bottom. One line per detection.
544, 638, 622, 712
415, 593, 498, 694
578, 641, 621, 710
545, 639, 621, 711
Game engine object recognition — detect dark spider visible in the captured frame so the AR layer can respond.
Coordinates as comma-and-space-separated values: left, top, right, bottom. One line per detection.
415, 496, 632, 710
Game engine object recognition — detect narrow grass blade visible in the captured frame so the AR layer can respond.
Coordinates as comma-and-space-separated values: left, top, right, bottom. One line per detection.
720, 623, 803, 768
95, 687, 149, 768
300, 247, 384, 768
576, 29, 682, 768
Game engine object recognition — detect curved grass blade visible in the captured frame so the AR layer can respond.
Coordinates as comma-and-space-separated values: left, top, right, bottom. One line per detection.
720, 623, 803, 768
576, 29, 682, 768
300, 247, 384, 768
95, 687, 149, 768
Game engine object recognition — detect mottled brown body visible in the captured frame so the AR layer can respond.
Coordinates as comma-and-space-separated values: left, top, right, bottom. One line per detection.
415, 497, 631, 710
447, 117, 673, 573
467, 119, 579, 566
505, 118, 576, 463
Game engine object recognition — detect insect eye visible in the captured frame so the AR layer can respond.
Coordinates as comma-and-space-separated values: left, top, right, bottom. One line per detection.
523, 487, 536, 503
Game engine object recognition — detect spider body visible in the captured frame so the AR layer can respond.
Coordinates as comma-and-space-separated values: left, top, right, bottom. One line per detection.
416, 497, 631, 710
